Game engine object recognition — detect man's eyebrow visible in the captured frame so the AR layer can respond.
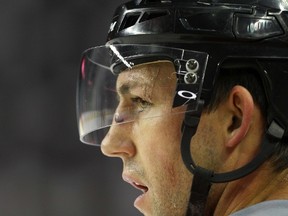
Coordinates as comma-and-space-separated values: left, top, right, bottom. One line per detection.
118, 83, 131, 95
117, 81, 139, 95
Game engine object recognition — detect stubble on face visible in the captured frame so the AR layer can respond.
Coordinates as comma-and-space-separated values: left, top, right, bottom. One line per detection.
151, 160, 192, 216
117, 61, 193, 216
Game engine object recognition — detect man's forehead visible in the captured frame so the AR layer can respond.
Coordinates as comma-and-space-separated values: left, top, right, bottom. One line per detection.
116, 60, 175, 90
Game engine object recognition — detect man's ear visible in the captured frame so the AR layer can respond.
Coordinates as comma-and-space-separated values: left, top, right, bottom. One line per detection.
225, 85, 254, 148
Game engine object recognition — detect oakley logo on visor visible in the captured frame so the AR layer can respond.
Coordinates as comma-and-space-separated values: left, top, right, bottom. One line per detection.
178, 90, 197, 101
173, 84, 198, 107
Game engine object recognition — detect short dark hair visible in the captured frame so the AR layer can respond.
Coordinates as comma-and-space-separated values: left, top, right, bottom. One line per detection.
205, 65, 288, 172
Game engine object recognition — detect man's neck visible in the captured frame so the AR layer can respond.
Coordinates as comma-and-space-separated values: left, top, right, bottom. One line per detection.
211, 163, 288, 216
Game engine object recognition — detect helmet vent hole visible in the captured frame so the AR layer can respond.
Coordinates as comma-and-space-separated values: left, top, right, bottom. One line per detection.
119, 13, 141, 31
141, 0, 170, 4
139, 11, 169, 23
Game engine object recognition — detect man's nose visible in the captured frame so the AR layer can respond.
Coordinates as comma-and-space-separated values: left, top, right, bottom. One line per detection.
101, 122, 136, 159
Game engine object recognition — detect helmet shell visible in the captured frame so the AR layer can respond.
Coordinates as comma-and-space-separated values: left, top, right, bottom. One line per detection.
106, 0, 288, 137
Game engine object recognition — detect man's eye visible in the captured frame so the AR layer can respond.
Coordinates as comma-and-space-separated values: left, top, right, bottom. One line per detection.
131, 97, 152, 111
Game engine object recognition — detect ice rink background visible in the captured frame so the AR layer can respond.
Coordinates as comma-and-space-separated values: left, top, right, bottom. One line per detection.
0, 0, 141, 215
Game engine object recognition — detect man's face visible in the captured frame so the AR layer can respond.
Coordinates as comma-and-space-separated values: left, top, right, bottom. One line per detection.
101, 61, 193, 216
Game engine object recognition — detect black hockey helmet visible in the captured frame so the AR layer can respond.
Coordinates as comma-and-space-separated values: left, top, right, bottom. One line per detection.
106, 0, 288, 138
77, 0, 288, 214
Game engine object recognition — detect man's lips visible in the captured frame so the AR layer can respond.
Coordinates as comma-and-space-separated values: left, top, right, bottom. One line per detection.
123, 174, 149, 193
133, 181, 149, 193
123, 174, 150, 212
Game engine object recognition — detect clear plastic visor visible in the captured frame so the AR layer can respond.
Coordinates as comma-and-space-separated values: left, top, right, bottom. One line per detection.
77, 44, 208, 145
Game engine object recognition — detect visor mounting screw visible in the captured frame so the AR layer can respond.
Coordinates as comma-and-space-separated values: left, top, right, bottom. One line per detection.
185, 59, 199, 84
184, 72, 198, 84
186, 59, 199, 73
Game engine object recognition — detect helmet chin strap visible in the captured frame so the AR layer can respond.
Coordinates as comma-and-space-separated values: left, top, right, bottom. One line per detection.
181, 102, 276, 216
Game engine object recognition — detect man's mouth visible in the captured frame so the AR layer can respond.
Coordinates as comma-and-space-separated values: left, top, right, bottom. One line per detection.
123, 174, 150, 211
123, 175, 149, 193
132, 181, 149, 193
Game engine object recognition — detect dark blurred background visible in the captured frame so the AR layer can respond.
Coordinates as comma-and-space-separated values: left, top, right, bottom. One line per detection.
0, 0, 141, 215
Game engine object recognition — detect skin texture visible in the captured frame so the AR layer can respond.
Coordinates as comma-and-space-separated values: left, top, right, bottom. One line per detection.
101, 61, 192, 216
100, 61, 288, 216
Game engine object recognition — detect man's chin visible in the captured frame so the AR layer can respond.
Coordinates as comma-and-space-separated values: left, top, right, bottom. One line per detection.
134, 190, 150, 215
